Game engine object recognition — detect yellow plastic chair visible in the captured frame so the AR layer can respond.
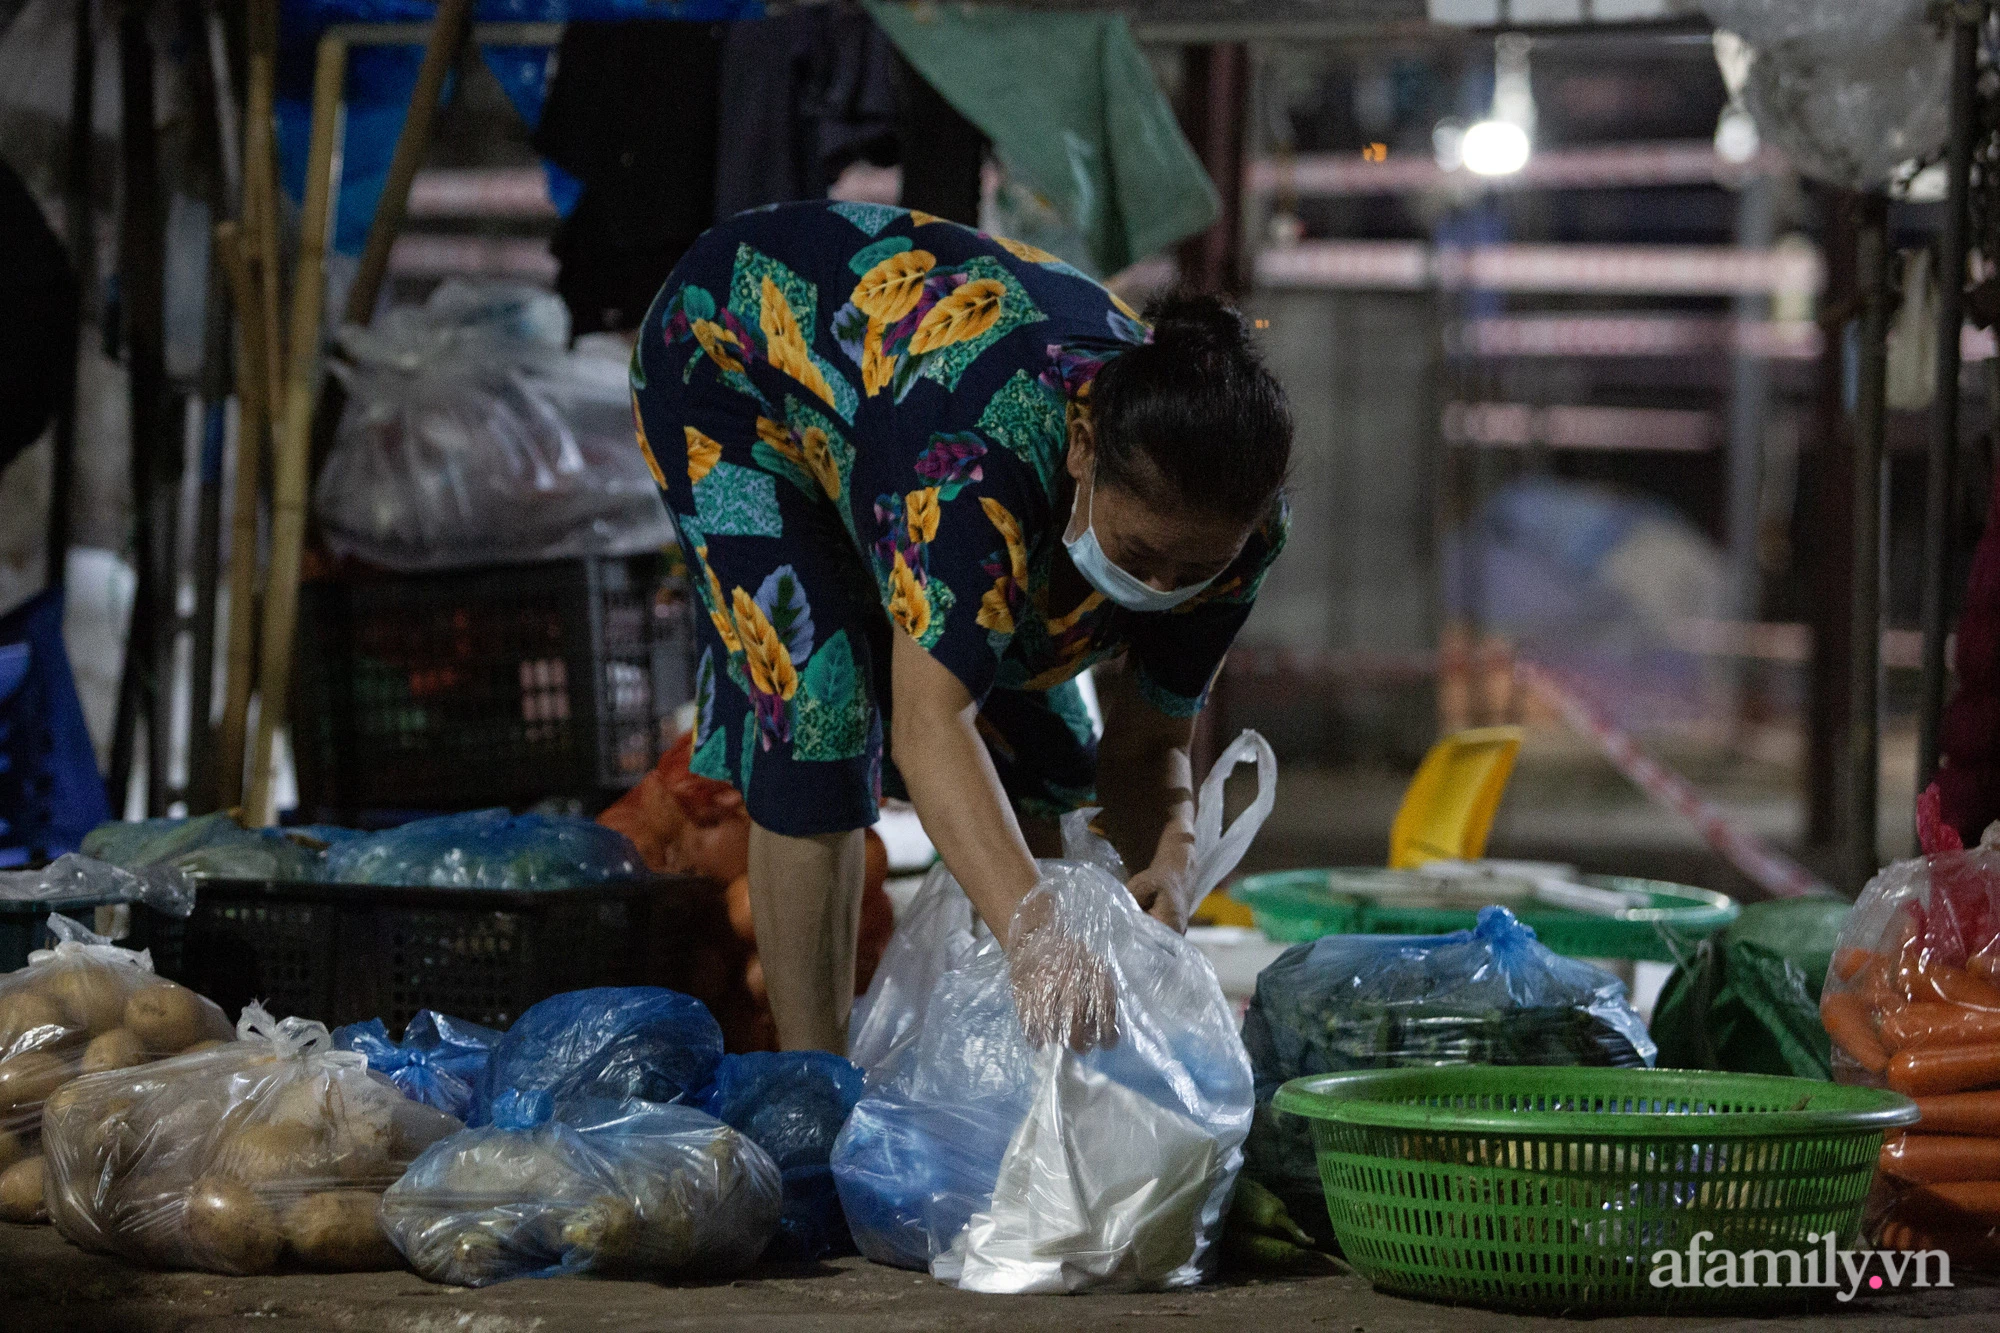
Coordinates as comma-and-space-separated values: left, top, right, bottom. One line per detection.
1387, 726, 1524, 870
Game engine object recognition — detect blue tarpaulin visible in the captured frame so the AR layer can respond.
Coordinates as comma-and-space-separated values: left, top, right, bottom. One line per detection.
0, 588, 110, 866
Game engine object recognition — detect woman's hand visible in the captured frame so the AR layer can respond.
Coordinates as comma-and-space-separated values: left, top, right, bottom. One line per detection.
1007, 890, 1119, 1051
1127, 852, 1197, 934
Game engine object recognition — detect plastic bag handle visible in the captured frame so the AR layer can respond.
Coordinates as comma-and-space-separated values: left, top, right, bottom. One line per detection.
1189, 729, 1277, 897
237, 1001, 363, 1066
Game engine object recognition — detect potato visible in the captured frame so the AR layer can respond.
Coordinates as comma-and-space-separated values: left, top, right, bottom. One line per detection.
44, 964, 130, 1035
0, 1155, 46, 1223
81, 1028, 147, 1075
0, 1129, 22, 1173
0, 1051, 72, 1113
213, 1120, 326, 1188
123, 984, 218, 1052
0, 992, 65, 1055
182, 1175, 283, 1274
283, 1191, 399, 1271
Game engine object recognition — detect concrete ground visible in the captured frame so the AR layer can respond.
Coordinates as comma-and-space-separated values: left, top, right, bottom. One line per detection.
4, 1224, 1997, 1333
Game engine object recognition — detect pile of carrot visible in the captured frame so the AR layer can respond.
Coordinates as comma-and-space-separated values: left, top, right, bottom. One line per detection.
1823, 909, 2000, 1262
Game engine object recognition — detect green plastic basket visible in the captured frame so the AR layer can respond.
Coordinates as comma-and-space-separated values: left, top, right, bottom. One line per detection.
1272, 1067, 1917, 1314
1232, 867, 1738, 962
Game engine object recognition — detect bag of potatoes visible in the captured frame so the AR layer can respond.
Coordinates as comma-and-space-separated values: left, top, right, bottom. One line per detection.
42, 1003, 460, 1274
0, 913, 232, 1223
379, 1087, 780, 1286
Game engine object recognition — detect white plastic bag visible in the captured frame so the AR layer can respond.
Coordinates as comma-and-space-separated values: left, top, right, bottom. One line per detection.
832, 731, 1273, 1292
314, 280, 675, 572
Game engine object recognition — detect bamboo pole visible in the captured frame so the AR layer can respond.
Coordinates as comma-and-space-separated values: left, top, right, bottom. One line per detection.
244, 0, 286, 423
214, 222, 267, 811
247, 33, 346, 825
344, 0, 475, 325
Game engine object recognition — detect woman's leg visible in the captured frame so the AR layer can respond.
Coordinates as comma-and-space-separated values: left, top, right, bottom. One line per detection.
747, 822, 867, 1053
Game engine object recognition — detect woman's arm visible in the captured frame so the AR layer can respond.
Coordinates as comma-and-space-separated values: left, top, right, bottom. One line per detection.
1093, 657, 1200, 931
887, 628, 1042, 941
890, 631, 1115, 1049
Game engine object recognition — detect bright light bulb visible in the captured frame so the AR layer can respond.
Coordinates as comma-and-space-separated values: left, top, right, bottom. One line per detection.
1714, 106, 1759, 165
1460, 119, 1530, 176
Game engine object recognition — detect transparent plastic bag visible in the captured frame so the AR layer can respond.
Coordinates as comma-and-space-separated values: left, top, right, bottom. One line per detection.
1700, 0, 1930, 50
380, 1087, 782, 1286
1241, 906, 1655, 1231
1739, 24, 1949, 192
476, 987, 725, 1126
0, 914, 234, 1221
81, 812, 334, 884
334, 1011, 504, 1123
315, 280, 674, 572
0, 853, 196, 918
321, 809, 645, 890
1821, 833, 2000, 1261
696, 1051, 865, 1262
42, 1003, 462, 1273
831, 731, 1273, 1292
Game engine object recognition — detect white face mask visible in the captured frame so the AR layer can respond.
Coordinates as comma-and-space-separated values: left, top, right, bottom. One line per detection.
1062, 470, 1218, 613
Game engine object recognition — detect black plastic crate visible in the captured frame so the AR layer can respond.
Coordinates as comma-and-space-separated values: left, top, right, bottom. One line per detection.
133, 876, 698, 1031
294, 554, 693, 816
0, 899, 187, 975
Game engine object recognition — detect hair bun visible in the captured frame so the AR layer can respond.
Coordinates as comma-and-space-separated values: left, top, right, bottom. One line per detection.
1144, 289, 1248, 352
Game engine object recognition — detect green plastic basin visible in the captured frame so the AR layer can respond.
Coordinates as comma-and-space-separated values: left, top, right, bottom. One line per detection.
1231, 867, 1738, 962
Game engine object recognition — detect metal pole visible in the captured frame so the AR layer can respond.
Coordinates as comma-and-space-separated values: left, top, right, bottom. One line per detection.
109, 1, 169, 817
1845, 197, 1891, 891
1726, 177, 1773, 628
48, 0, 96, 591
1919, 15, 1980, 792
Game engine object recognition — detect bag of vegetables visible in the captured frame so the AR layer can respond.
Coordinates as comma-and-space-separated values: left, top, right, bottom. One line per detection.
1241, 906, 1654, 1240
41, 1003, 460, 1273
1821, 811, 2000, 1264
334, 1010, 503, 1123
379, 1087, 781, 1285
0, 913, 233, 1223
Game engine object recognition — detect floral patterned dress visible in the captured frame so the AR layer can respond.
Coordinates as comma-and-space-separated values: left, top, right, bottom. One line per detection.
631, 201, 1286, 837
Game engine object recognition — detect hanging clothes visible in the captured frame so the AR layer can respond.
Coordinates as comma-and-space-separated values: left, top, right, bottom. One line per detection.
862, 3, 1218, 275
534, 20, 727, 334
711, 3, 901, 220
0, 159, 76, 476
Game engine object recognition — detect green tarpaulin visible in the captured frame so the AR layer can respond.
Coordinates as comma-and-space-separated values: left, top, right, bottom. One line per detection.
865, 2, 1219, 274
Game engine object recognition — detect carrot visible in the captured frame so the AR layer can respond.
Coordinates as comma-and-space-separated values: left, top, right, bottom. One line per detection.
1908, 1180, 2000, 1226
1823, 991, 1890, 1073
1888, 1042, 2000, 1097
1880, 1133, 2000, 1184
1914, 1090, 2000, 1135
1879, 1003, 2000, 1052
1923, 963, 2000, 1010
1973, 948, 2000, 986
1861, 963, 1906, 1017
1874, 1218, 2000, 1261
1835, 947, 1879, 983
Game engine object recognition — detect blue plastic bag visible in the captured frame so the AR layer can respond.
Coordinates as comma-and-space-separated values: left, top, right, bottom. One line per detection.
697, 1051, 864, 1262
478, 987, 724, 1125
334, 1010, 505, 1122
381, 1087, 782, 1286
1241, 905, 1656, 1228
321, 809, 644, 889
